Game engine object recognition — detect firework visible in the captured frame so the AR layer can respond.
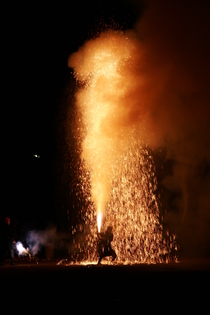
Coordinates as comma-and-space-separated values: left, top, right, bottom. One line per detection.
68, 30, 178, 264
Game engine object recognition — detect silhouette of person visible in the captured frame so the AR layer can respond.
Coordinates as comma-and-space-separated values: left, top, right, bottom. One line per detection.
0, 217, 16, 265
97, 226, 116, 264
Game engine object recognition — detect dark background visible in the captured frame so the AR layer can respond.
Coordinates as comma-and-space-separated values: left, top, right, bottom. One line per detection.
2, 1, 141, 227
2, 1, 210, 261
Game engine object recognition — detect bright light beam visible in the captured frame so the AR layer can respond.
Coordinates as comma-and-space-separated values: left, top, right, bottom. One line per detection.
97, 212, 102, 233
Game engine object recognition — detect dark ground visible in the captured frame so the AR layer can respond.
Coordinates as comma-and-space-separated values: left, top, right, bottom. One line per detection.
1, 259, 209, 311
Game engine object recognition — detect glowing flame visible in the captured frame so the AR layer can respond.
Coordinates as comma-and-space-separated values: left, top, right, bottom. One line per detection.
97, 212, 102, 233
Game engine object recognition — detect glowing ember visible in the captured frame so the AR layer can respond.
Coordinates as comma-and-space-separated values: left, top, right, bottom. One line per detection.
68, 29, 178, 264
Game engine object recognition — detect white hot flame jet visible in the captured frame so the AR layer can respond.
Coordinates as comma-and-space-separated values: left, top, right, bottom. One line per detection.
97, 213, 102, 233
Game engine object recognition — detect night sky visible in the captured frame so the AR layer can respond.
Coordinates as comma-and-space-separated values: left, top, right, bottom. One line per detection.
2, 1, 210, 259
2, 1, 140, 224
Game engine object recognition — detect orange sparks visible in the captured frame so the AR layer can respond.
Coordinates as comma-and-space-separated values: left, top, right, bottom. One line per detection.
68, 30, 178, 264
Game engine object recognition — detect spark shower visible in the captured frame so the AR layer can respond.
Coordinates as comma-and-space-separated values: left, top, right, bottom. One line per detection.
68, 30, 178, 263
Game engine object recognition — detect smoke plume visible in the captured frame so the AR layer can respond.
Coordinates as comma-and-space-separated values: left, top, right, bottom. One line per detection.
68, 0, 210, 258
134, 0, 210, 258
26, 227, 69, 256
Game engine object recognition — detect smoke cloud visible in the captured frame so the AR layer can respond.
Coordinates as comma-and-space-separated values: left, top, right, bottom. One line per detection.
134, 0, 210, 258
26, 227, 69, 256
68, 0, 210, 258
